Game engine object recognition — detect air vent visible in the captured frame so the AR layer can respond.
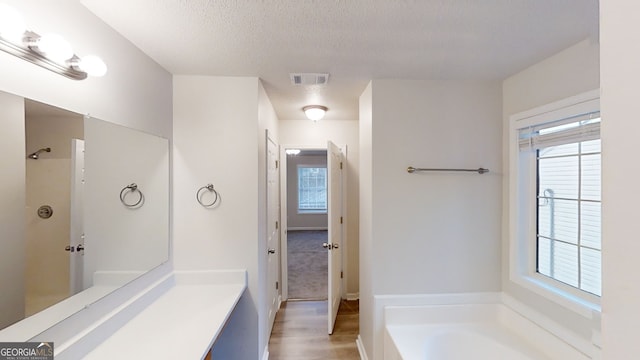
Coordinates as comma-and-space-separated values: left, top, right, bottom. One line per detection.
289, 73, 329, 86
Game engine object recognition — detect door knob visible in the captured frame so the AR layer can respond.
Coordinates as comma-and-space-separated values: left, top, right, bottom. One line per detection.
268, 248, 276, 254
76, 244, 85, 252
332, 243, 339, 249
322, 242, 332, 250
64, 245, 75, 252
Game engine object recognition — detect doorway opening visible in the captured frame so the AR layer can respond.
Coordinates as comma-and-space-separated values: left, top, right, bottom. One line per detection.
285, 149, 328, 300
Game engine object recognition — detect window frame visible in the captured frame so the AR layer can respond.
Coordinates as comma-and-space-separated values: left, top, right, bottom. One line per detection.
508, 90, 601, 317
296, 164, 328, 214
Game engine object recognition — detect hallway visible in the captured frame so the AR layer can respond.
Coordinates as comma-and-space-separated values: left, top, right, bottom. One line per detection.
268, 300, 360, 360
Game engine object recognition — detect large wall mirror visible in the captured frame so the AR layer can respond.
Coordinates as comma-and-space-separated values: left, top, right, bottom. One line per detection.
0, 91, 169, 333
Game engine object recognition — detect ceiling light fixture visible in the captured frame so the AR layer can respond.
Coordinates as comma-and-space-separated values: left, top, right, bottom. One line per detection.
285, 149, 301, 155
303, 105, 328, 121
0, 3, 107, 80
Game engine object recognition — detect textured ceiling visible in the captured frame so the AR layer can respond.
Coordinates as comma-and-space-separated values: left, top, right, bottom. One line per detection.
81, 0, 599, 120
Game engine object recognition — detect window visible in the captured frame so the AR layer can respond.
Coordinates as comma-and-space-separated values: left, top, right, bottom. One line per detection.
510, 91, 601, 310
297, 166, 327, 213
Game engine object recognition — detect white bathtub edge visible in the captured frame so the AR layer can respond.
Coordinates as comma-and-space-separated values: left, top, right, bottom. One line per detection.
501, 293, 595, 358
373, 292, 501, 360
381, 294, 597, 360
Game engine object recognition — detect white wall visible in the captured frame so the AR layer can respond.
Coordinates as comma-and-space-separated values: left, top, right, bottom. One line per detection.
0, 92, 26, 329
502, 39, 600, 341
279, 119, 360, 298
173, 76, 278, 359
0, 0, 172, 346
286, 153, 328, 229
358, 83, 373, 358
600, 2, 640, 357
360, 79, 503, 359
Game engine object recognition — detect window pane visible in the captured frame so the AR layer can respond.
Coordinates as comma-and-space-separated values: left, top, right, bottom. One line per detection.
538, 156, 579, 199
581, 201, 601, 250
580, 247, 602, 296
552, 242, 579, 288
538, 237, 552, 277
538, 199, 578, 244
581, 153, 601, 201
298, 167, 327, 211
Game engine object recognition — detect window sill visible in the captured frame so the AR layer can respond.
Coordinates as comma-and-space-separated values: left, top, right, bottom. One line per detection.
297, 210, 327, 215
510, 273, 600, 319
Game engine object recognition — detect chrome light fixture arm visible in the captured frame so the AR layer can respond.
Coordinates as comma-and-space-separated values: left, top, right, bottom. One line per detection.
0, 31, 88, 80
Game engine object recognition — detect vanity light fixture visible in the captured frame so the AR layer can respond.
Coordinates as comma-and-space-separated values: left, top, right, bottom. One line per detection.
303, 105, 328, 121
285, 149, 301, 155
0, 3, 107, 80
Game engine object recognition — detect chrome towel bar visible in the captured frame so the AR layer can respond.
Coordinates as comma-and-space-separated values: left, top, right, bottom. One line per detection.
407, 166, 489, 174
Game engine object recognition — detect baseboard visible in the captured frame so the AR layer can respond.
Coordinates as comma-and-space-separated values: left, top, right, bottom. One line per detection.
356, 335, 368, 360
346, 292, 359, 301
287, 227, 328, 231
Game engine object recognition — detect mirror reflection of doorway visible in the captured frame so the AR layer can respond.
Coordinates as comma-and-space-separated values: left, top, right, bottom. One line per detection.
24, 100, 84, 316
286, 149, 328, 300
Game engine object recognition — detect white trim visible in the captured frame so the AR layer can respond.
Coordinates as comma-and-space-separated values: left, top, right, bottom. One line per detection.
356, 335, 368, 360
346, 292, 359, 301
508, 89, 601, 318
510, 89, 600, 126
261, 346, 269, 360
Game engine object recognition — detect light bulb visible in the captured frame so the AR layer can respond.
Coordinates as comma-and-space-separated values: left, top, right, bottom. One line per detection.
78, 55, 107, 76
36, 33, 73, 63
0, 3, 26, 43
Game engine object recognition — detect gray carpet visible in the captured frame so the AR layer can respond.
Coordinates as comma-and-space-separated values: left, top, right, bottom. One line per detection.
287, 230, 328, 300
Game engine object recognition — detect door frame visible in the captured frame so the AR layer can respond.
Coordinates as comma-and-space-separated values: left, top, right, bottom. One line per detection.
265, 130, 281, 335
279, 144, 348, 301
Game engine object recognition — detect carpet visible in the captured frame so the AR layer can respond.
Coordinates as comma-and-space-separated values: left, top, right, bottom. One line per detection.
287, 230, 328, 300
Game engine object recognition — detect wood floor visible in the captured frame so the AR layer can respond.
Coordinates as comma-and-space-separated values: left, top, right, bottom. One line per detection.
268, 300, 360, 360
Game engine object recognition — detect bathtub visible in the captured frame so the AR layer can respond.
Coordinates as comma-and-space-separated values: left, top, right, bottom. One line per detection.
383, 303, 592, 360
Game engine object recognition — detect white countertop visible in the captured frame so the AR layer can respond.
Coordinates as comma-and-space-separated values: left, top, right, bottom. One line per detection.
0, 285, 118, 342
83, 271, 246, 360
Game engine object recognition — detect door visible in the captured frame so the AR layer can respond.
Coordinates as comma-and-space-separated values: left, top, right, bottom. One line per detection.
326, 141, 343, 334
69, 139, 85, 295
266, 132, 281, 334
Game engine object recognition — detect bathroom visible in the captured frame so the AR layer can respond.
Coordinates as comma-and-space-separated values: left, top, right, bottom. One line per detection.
0, 0, 638, 359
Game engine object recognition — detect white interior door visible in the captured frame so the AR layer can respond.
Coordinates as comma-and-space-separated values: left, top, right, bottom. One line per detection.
326, 141, 343, 334
69, 139, 85, 295
266, 132, 281, 334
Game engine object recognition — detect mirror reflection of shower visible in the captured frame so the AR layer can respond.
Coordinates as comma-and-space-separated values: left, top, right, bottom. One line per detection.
27, 147, 51, 159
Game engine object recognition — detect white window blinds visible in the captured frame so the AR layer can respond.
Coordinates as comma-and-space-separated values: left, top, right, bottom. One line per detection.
519, 111, 601, 151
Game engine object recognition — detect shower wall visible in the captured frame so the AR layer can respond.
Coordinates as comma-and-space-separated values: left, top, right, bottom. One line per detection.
24, 114, 83, 315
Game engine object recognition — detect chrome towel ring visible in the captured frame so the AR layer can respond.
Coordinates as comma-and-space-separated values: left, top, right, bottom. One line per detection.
197, 184, 220, 207
120, 183, 144, 208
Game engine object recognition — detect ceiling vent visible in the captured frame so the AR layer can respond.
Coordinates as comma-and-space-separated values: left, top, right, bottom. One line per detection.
289, 73, 329, 86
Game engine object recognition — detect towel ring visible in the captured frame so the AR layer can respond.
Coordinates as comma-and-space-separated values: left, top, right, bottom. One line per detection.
120, 183, 144, 207
197, 184, 219, 207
